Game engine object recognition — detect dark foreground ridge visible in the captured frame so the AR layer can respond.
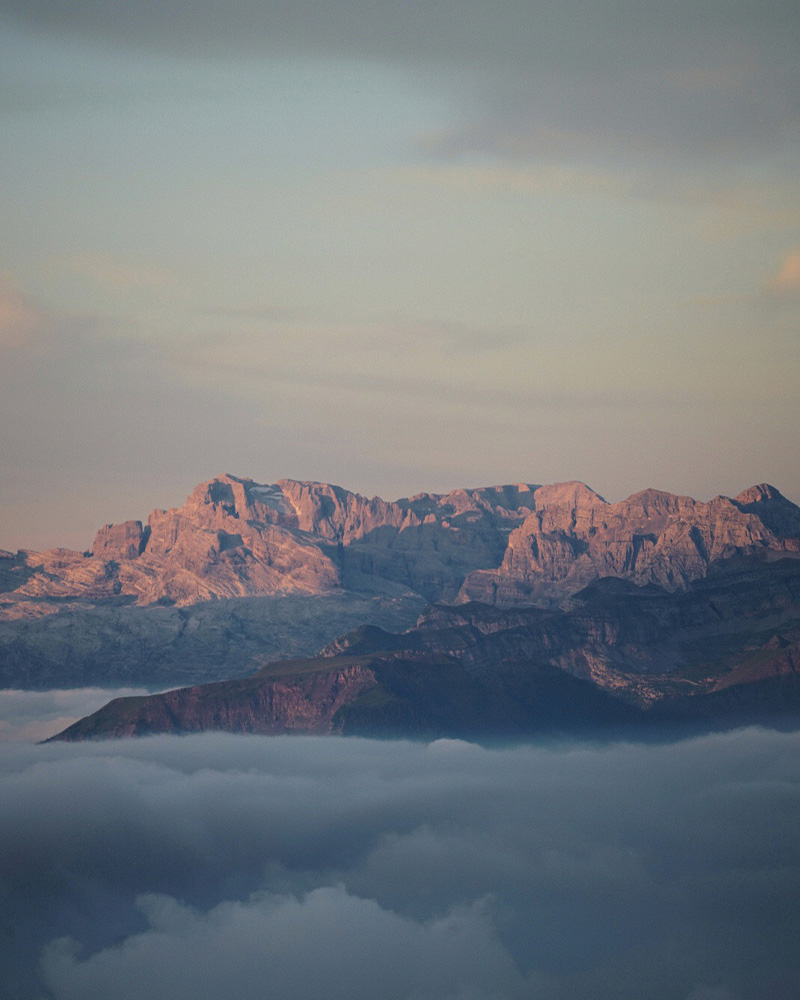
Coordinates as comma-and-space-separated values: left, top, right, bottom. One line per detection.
51, 558, 800, 742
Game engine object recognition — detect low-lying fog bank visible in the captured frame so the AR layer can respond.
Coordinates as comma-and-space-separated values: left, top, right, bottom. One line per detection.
2, 728, 799, 999
0, 688, 160, 743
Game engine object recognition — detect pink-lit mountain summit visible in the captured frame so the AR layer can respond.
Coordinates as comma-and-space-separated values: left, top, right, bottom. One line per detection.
4, 474, 799, 618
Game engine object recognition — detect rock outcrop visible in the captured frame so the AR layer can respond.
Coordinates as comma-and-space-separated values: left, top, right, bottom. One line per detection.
1, 474, 540, 615
459, 482, 800, 605
55, 662, 380, 739
93, 521, 146, 561
2, 475, 798, 624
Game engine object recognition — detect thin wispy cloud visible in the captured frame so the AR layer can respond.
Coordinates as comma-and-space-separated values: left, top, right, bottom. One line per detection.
0, 273, 44, 349
766, 248, 800, 295
3, 1, 797, 168
203, 304, 289, 321
394, 163, 626, 197
66, 253, 174, 291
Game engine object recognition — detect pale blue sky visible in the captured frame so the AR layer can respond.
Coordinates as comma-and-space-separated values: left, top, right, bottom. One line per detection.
1, 2, 798, 549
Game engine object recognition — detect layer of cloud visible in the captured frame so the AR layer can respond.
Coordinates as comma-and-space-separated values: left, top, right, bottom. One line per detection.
2, 730, 800, 999
41, 887, 523, 1000
3, 1, 798, 173
0, 688, 158, 742
2, 1, 797, 74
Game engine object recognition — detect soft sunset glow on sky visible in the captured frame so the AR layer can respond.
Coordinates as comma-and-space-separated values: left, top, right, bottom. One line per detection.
1, 1, 798, 550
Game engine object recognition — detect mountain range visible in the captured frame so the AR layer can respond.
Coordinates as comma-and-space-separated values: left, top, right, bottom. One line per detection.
5, 473, 799, 613
2, 473, 800, 739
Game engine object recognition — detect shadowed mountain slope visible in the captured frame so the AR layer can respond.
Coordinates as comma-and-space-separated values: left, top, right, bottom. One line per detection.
51, 558, 800, 742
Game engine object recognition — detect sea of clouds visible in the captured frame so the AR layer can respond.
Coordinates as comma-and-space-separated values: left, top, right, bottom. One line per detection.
2, 691, 800, 999
0, 688, 156, 744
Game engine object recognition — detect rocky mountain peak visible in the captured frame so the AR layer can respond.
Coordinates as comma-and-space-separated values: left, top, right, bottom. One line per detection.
532, 481, 607, 510
733, 483, 800, 539
620, 488, 695, 518
3, 475, 799, 619
276, 479, 409, 542
93, 520, 147, 561
458, 480, 800, 607
735, 483, 784, 505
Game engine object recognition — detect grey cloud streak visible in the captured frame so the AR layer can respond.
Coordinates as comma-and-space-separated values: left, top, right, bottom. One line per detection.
3, 1, 797, 69
3, 1, 798, 171
2, 730, 800, 999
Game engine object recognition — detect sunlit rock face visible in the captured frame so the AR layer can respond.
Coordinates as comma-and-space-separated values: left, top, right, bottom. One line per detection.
5, 473, 799, 724
733, 483, 800, 539
458, 481, 800, 606
2, 475, 799, 619
55, 663, 380, 740
0, 474, 540, 613
93, 520, 146, 562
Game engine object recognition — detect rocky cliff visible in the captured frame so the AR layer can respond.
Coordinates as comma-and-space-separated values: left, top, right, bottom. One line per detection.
459, 482, 800, 605
59, 661, 380, 739
0, 474, 541, 616
51, 557, 800, 741
3, 475, 798, 620
3, 475, 799, 690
